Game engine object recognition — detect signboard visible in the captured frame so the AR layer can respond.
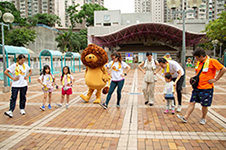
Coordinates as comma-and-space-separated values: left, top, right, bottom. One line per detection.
125, 53, 133, 63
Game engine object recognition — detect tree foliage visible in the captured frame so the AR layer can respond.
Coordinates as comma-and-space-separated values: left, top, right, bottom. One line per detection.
6, 27, 36, 46
203, 4, 226, 51
0, 1, 28, 26
55, 29, 87, 52
66, 4, 80, 29
0, 2, 36, 46
75, 3, 107, 27
27, 13, 62, 27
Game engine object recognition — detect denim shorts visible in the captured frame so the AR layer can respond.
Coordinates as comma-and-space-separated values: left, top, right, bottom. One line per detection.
165, 94, 175, 100
190, 89, 213, 107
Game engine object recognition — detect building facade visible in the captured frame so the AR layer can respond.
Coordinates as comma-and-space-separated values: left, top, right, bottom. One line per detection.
135, 0, 164, 22
136, 0, 226, 23
8, 0, 104, 28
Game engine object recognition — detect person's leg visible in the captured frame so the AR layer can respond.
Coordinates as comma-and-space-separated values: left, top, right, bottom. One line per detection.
66, 95, 70, 104
199, 89, 213, 124
48, 92, 52, 109
9, 87, 19, 112
166, 100, 169, 110
148, 82, 155, 105
164, 100, 169, 113
60, 94, 65, 104
66, 95, 70, 109
184, 102, 196, 120
116, 79, 125, 106
142, 81, 149, 103
49, 92, 52, 105
201, 106, 208, 119
43, 92, 47, 105
19, 86, 28, 110
105, 81, 117, 106
176, 75, 184, 106
171, 99, 175, 111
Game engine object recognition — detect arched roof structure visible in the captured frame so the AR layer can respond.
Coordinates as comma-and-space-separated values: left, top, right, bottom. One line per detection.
90, 22, 206, 47
39, 49, 63, 74
64, 52, 81, 72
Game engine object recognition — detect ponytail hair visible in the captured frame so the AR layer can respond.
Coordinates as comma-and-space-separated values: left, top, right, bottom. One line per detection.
111, 52, 122, 63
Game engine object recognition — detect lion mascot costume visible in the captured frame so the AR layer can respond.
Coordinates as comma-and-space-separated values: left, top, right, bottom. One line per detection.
80, 44, 110, 103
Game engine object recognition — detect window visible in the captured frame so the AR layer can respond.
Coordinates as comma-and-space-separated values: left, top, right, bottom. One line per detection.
104, 15, 110, 21
103, 23, 111, 26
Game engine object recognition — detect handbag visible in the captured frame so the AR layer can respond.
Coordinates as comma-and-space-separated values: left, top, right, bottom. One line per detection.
189, 62, 204, 89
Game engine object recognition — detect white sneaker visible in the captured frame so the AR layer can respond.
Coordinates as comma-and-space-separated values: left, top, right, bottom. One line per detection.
66, 104, 69, 109
56, 103, 62, 108
199, 119, 206, 125
176, 105, 182, 112
20, 109, 26, 115
4, 111, 13, 118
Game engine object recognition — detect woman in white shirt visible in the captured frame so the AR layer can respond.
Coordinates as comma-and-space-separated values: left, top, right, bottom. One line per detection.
100, 52, 131, 109
138, 52, 159, 106
4, 54, 32, 118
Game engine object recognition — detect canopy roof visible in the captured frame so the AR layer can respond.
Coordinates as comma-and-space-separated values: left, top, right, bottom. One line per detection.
64, 52, 80, 58
0, 44, 30, 55
39, 49, 62, 57
90, 22, 206, 47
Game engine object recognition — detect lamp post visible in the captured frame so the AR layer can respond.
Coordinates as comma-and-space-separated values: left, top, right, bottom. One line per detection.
0, 10, 14, 89
219, 42, 223, 61
167, 0, 202, 89
212, 39, 219, 58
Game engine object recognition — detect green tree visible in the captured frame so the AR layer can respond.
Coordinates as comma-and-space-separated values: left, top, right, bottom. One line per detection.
78, 29, 87, 50
0, 1, 25, 25
6, 27, 36, 46
66, 4, 80, 29
55, 30, 74, 52
55, 29, 87, 52
0, 2, 36, 46
203, 4, 226, 51
76, 3, 107, 27
27, 13, 62, 27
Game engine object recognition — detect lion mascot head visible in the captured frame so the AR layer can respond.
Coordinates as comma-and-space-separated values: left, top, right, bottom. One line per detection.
81, 44, 108, 68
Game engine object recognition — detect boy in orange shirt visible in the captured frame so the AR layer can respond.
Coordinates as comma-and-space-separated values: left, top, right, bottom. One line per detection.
177, 48, 226, 125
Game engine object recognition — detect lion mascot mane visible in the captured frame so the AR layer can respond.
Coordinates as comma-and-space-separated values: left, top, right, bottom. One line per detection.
80, 44, 110, 103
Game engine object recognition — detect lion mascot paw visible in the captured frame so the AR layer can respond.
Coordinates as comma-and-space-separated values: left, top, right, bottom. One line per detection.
80, 44, 110, 104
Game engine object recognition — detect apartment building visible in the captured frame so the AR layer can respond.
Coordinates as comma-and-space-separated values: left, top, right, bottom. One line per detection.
135, 0, 164, 22
8, 0, 104, 28
84, 0, 104, 6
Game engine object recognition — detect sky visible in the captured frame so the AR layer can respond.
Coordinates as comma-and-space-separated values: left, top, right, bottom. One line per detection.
104, 0, 135, 13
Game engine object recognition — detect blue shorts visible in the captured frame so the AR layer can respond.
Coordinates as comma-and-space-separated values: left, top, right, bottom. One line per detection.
165, 94, 175, 100
190, 89, 213, 107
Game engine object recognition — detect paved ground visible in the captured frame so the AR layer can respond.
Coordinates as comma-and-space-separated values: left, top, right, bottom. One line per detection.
0, 67, 226, 150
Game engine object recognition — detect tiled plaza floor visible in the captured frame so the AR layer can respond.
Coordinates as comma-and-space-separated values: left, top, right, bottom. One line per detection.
0, 67, 226, 150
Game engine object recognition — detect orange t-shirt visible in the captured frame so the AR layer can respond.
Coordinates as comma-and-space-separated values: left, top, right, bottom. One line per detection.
196, 58, 224, 89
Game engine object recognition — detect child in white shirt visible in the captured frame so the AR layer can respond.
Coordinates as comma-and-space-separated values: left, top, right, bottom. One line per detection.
56, 66, 75, 109
163, 74, 175, 114
38, 65, 55, 111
